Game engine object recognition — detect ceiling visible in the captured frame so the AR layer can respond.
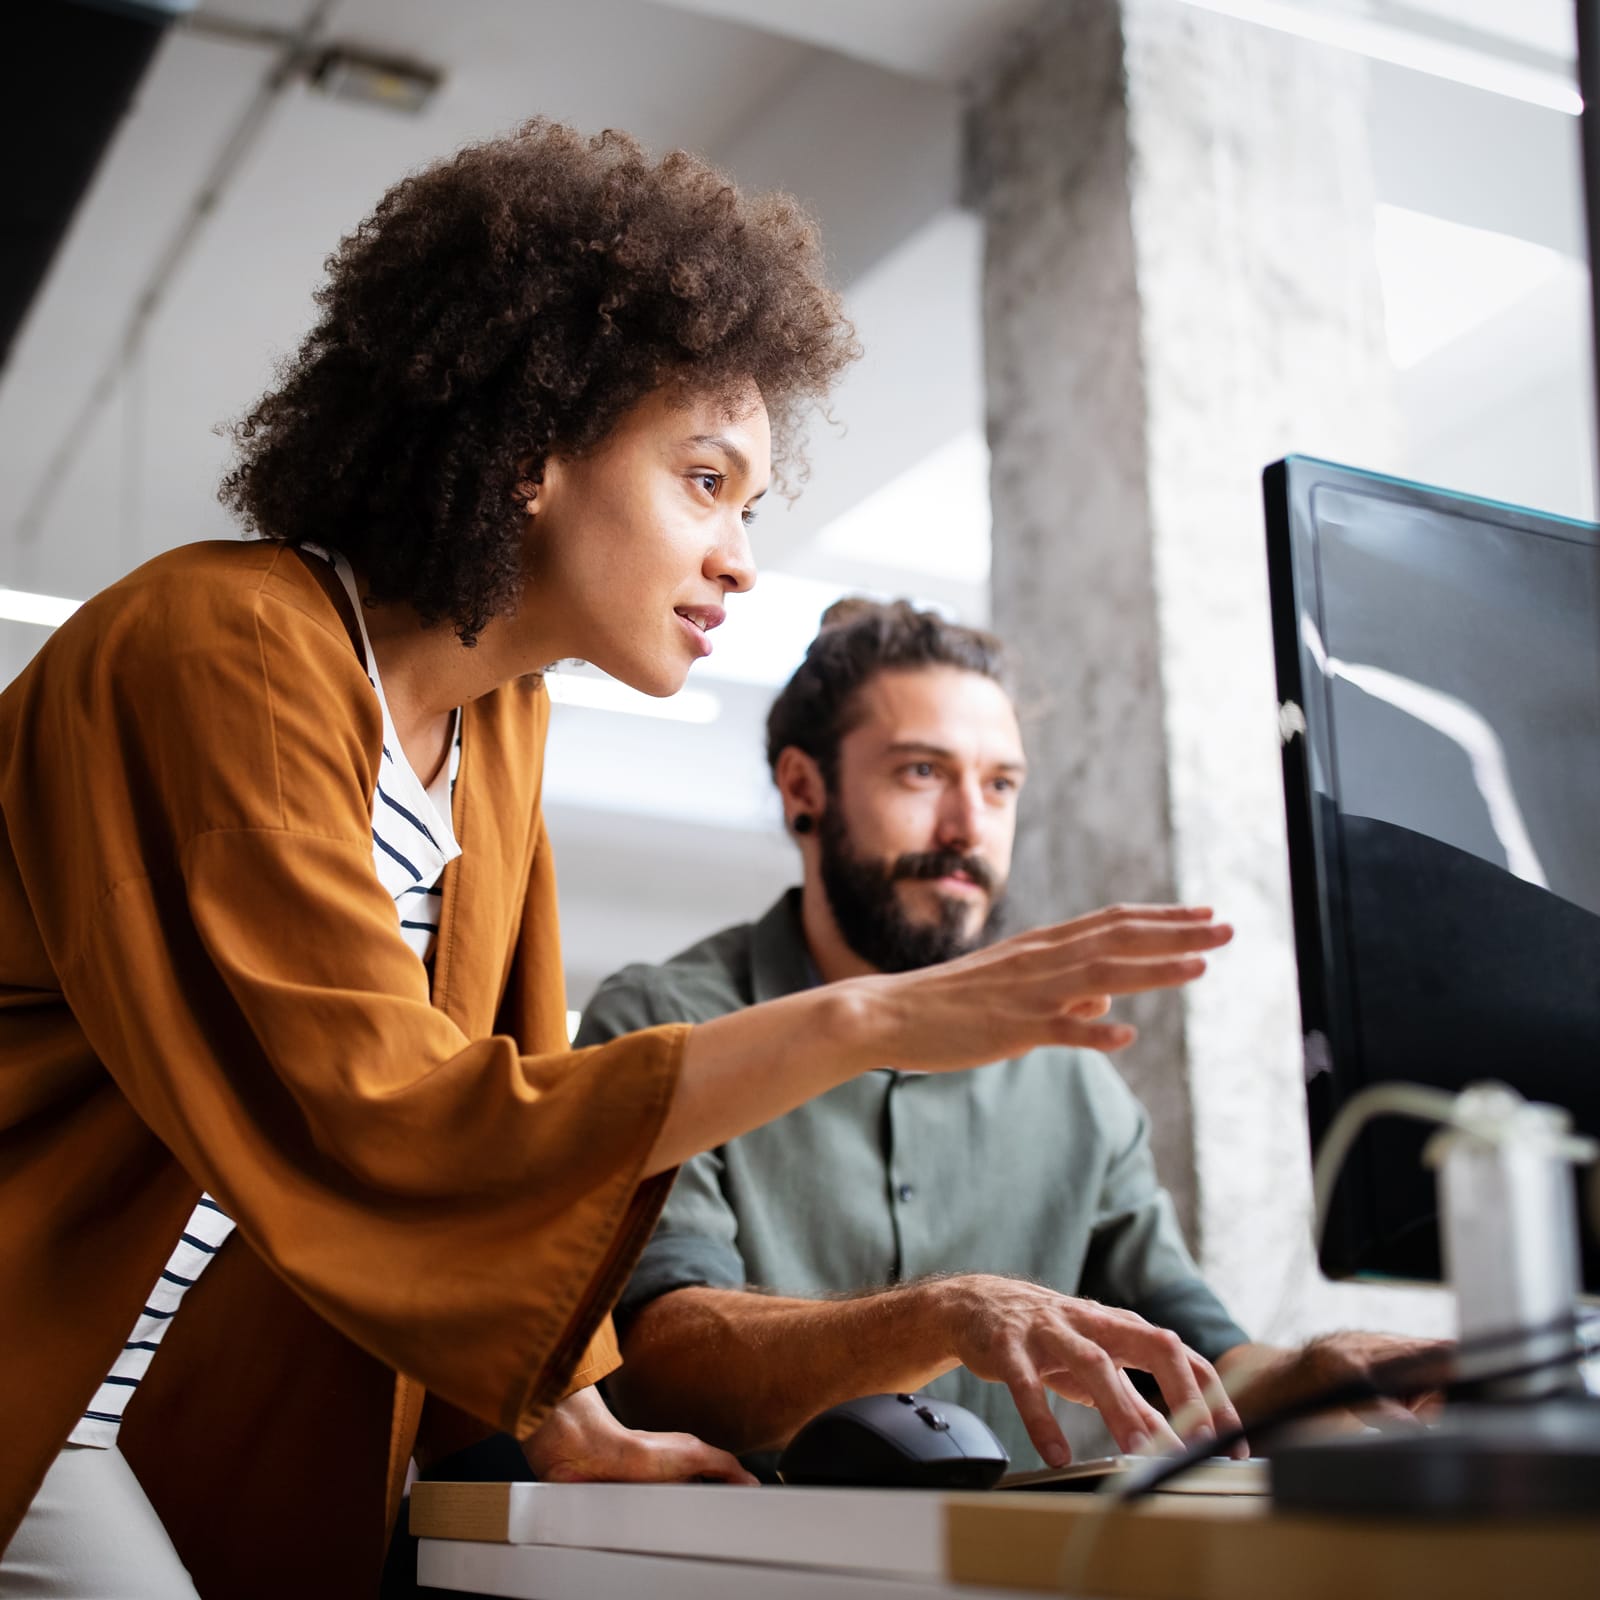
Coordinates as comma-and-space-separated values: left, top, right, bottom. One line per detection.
1, 0, 1588, 1004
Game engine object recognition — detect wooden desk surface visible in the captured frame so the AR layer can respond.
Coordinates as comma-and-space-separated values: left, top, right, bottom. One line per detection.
412, 1479, 1600, 1599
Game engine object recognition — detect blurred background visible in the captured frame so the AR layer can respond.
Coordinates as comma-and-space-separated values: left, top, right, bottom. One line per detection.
2, 0, 1591, 1341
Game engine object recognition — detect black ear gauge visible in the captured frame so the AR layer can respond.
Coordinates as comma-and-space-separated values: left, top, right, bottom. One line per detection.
791, 813, 814, 835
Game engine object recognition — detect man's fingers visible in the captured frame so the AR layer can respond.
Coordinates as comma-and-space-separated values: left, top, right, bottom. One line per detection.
1129, 1329, 1215, 1447
1049, 1338, 1173, 1457
999, 1355, 1074, 1468
1189, 1353, 1246, 1449
1357, 1396, 1429, 1432
1117, 1371, 1183, 1454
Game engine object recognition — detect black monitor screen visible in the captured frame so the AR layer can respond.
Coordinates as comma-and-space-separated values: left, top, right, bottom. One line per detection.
1263, 457, 1600, 1292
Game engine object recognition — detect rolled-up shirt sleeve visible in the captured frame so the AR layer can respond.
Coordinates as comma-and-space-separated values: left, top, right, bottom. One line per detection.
612, 1148, 748, 1327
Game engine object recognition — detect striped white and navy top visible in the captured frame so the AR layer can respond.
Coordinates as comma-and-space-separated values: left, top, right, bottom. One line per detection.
69, 548, 462, 1447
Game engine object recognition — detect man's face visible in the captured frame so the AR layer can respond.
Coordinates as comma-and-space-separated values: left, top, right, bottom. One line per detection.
818, 665, 1026, 973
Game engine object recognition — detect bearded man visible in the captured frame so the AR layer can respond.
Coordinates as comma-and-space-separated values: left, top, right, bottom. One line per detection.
578, 600, 1415, 1471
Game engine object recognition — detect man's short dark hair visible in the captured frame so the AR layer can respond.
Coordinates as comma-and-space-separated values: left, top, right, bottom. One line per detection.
765, 598, 1011, 786
221, 119, 857, 643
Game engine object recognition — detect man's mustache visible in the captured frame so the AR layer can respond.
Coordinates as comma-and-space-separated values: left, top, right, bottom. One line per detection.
891, 849, 1000, 897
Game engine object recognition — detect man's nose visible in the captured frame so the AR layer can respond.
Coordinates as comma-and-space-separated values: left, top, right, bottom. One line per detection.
936, 781, 985, 852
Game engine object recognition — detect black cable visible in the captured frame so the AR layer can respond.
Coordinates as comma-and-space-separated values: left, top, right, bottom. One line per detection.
1116, 1310, 1594, 1501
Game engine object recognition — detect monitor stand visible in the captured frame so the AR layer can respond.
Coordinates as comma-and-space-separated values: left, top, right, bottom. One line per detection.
1271, 1085, 1600, 1517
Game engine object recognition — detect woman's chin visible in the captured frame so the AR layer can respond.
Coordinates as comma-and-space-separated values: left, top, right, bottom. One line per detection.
618, 661, 691, 700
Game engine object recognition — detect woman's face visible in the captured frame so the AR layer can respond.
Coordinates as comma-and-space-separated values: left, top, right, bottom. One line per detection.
524, 383, 770, 696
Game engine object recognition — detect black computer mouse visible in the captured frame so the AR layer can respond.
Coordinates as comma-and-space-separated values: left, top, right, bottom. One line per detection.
777, 1391, 1010, 1490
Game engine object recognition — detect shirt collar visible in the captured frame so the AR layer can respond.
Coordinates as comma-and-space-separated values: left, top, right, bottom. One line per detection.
750, 888, 820, 1004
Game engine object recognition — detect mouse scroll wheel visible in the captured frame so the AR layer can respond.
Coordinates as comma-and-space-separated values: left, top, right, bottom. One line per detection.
895, 1393, 917, 1404
915, 1405, 950, 1432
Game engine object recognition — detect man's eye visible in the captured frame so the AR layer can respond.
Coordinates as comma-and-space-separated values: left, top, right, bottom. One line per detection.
990, 777, 1015, 795
903, 762, 936, 780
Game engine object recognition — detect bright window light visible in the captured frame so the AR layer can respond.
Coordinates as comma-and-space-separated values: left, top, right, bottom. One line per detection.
1176, 0, 1581, 114
1374, 203, 1569, 369
698, 571, 853, 689
812, 431, 992, 586
566, 1009, 581, 1042
698, 434, 992, 693
0, 589, 81, 628
544, 671, 721, 725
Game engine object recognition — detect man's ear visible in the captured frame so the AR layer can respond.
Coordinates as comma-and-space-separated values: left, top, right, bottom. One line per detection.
773, 746, 827, 835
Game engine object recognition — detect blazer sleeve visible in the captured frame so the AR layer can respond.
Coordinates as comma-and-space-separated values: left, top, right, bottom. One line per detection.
488, 819, 672, 1403
15, 562, 684, 1439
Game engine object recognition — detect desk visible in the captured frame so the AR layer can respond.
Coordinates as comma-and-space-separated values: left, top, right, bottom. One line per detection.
412, 1480, 1600, 1598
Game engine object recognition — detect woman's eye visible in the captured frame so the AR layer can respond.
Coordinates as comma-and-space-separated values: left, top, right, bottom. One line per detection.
694, 472, 723, 497
741, 505, 760, 527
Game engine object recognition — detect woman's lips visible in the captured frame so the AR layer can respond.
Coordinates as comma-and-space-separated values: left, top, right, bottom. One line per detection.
674, 609, 715, 658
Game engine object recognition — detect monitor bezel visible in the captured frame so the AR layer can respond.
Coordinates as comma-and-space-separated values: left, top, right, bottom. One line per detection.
1263, 454, 1600, 1285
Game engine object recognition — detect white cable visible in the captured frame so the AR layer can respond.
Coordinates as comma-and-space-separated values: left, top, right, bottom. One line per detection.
1310, 1082, 1464, 1256
1311, 1080, 1598, 1258
1061, 1081, 1597, 1588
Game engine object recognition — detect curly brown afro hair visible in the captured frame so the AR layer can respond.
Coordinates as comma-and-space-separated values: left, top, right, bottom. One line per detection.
220, 119, 859, 642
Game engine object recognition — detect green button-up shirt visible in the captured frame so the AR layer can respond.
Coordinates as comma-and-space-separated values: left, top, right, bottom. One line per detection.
578, 890, 1248, 1468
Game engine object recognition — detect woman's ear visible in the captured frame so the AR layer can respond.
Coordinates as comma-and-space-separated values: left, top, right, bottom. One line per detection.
513, 479, 540, 516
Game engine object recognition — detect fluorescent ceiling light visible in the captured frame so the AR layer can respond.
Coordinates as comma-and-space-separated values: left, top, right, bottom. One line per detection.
1176, 0, 1582, 114
0, 589, 81, 628
1374, 203, 1569, 368
545, 671, 721, 725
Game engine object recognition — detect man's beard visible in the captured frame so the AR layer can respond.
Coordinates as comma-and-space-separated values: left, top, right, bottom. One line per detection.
817, 807, 1007, 974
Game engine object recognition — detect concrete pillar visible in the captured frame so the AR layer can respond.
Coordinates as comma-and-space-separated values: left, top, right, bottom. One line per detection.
971, 0, 1449, 1339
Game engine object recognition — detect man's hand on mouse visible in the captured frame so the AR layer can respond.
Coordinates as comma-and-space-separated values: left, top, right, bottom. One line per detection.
911, 1274, 1246, 1466
522, 1384, 758, 1484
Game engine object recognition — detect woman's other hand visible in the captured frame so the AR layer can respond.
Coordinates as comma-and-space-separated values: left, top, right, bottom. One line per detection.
521, 1385, 757, 1484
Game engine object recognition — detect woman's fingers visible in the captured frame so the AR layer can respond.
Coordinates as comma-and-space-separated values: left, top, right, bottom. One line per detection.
1072, 953, 1212, 996
1052, 1018, 1139, 1052
1066, 919, 1234, 962
1064, 994, 1112, 1020
1053, 903, 1219, 941
640, 1432, 757, 1483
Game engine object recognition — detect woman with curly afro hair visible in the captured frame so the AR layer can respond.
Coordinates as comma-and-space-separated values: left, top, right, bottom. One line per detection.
0, 120, 1230, 1599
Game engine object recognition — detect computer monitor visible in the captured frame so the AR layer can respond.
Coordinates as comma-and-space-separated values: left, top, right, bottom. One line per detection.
1263, 456, 1600, 1295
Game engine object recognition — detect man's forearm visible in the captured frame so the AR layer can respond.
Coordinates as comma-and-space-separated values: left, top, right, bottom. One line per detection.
614, 1272, 1246, 1466
611, 1282, 960, 1454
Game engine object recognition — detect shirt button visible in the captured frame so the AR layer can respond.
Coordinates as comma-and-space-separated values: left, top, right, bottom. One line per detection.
896, 1183, 915, 1203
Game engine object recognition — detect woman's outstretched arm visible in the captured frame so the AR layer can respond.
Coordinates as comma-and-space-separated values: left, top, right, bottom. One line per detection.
644, 903, 1230, 1174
